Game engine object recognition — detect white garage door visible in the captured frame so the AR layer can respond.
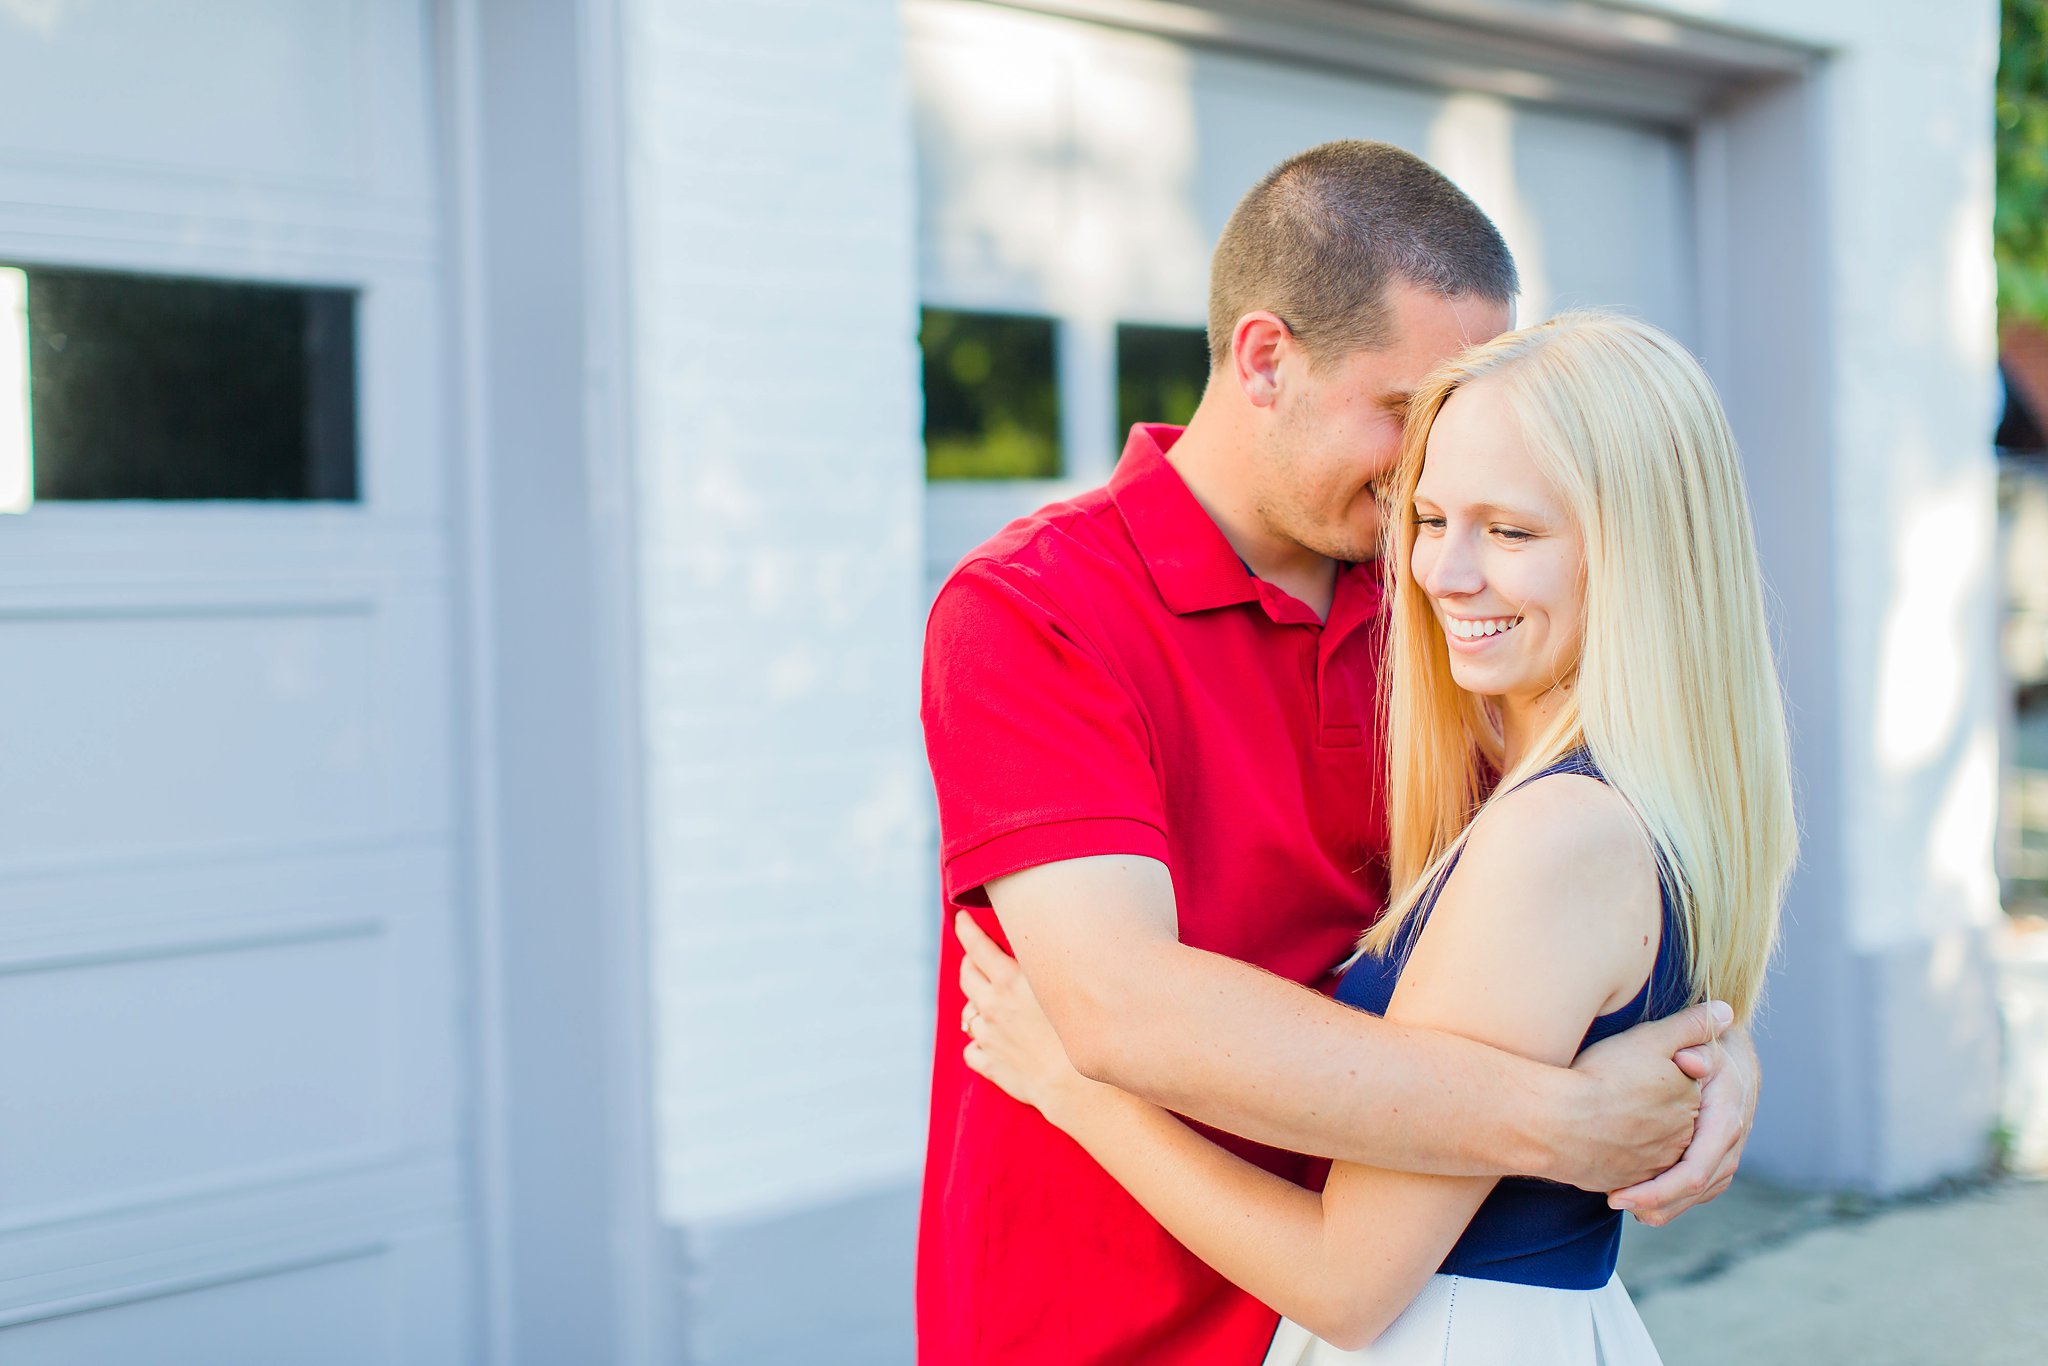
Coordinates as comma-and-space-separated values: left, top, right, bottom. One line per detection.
908, 0, 1699, 593
0, 4, 475, 1362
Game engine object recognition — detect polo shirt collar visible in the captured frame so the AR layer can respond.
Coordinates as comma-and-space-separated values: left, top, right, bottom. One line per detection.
1109, 424, 1383, 627
1110, 424, 1263, 615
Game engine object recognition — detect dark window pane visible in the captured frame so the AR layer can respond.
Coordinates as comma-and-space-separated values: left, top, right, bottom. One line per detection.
1117, 323, 1210, 440
922, 307, 1061, 480
13, 264, 357, 501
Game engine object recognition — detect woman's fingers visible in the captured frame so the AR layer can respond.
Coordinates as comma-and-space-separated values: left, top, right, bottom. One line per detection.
957, 945, 1002, 1042
956, 911, 1021, 1033
957, 943, 992, 996
955, 910, 1017, 983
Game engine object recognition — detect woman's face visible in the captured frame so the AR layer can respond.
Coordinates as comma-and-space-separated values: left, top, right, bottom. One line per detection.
1409, 377, 1586, 722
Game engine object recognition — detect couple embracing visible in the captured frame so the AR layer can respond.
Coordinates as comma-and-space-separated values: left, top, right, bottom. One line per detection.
918, 140, 1794, 1365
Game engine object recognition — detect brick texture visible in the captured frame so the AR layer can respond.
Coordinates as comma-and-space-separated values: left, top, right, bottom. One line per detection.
620, 0, 931, 1227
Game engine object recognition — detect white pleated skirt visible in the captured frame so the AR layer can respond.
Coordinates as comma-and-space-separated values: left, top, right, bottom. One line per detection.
1261, 1272, 1663, 1366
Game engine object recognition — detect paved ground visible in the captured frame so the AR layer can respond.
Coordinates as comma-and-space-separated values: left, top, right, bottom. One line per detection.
1620, 1175, 2048, 1365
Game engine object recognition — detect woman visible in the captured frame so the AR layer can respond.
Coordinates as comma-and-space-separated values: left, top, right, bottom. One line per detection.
953, 312, 1797, 1364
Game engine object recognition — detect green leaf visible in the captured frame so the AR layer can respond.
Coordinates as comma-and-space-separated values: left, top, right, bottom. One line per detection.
1998, 0, 2048, 326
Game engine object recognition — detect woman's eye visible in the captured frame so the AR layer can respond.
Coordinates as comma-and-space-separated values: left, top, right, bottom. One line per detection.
1491, 526, 1533, 542
1413, 514, 1446, 530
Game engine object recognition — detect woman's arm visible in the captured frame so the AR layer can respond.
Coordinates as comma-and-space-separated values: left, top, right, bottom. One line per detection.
959, 938, 1381, 1341
960, 774, 1664, 1349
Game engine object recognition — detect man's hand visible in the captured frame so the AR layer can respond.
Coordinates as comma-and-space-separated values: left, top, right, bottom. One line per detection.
1549, 1001, 1730, 1192
1608, 1023, 1759, 1225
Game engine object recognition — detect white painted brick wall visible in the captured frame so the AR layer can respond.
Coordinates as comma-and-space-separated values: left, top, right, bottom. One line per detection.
620, 0, 931, 1227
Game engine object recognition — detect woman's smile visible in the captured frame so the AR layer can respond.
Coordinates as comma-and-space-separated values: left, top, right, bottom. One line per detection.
1440, 612, 1524, 645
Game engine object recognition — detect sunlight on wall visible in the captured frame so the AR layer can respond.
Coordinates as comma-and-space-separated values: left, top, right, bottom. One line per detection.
0, 267, 30, 514
1425, 94, 1551, 323
0, 0, 70, 38
1860, 461, 2002, 949
1874, 482, 1979, 770
1948, 194, 1997, 375
1927, 731, 2002, 928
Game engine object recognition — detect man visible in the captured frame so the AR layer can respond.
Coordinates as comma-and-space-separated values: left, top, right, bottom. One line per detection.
918, 141, 1754, 1365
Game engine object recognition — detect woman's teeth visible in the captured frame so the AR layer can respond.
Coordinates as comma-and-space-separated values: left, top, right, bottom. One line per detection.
1447, 616, 1522, 640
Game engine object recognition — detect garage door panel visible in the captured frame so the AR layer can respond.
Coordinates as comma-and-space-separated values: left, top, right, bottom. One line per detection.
0, 843, 464, 1218
373, 587, 458, 839
0, 1243, 399, 1366
1061, 40, 1211, 323
1505, 105, 1696, 343
0, 1222, 474, 1366
0, 927, 389, 1222
908, 5, 1070, 309
0, 0, 367, 186
1183, 49, 1441, 249
0, 599, 455, 866
0, 608, 379, 862
0, 514, 447, 592
0, 1148, 463, 1298
357, 276, 451, 520
4, 1250, 393, 1366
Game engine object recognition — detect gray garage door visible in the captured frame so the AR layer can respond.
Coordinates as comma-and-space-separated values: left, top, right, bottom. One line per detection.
908, 0, 1698, 595
0, 3, 477, 1361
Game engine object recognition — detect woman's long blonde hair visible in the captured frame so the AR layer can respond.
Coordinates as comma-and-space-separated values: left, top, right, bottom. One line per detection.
1358, 312, 1795, 1022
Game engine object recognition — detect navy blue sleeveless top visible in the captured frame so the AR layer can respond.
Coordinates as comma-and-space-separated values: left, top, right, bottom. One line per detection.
1333, 750, 1692, 1290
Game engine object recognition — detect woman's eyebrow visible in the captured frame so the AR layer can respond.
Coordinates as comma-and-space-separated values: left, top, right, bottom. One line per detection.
1469, 501, 1548, 522
1412, 495, 1547, 522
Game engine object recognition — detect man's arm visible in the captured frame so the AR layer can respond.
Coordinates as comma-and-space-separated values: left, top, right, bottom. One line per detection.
988, 852, 1728, 1187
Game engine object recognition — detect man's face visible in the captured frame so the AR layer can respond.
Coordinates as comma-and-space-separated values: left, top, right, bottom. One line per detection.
1255, 282, 1510, 564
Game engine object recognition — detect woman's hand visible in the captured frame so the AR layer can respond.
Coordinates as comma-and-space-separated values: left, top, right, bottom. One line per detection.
956, 911, 1099, 1122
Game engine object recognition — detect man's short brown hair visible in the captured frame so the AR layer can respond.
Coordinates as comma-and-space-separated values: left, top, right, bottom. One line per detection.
1207, 140, 1518, 369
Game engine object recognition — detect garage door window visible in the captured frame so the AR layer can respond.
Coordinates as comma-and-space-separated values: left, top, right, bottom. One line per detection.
921, 306, 1062, 480
1116, 323, 1209, 443
0, 264, 357, 510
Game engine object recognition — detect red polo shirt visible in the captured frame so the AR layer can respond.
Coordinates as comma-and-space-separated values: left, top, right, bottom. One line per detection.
917, 425, 1391, 1365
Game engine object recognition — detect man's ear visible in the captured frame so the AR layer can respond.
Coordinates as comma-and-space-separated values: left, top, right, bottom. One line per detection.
1230, 312, 1292, 409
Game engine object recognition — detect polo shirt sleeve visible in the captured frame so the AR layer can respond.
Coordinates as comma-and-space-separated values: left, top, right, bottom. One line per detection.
922, 560, 1168, 906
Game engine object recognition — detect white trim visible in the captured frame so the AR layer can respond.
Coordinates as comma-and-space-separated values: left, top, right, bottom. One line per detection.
575, 0, 669, 1361
1058, 315, 1120, 485
0, 266, 28, 513
962, 0, 1820, 122
1688, 114, 1732, 383
436, 0, 513, 1360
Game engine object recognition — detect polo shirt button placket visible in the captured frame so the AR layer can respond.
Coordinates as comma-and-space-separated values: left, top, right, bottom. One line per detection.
1315, 635, 1364, 750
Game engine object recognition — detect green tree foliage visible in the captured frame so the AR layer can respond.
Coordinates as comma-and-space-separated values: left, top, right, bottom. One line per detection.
2000, 0, 2048, 325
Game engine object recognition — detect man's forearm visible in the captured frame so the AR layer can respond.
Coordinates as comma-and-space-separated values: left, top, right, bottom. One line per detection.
1075, 941, 1569, 1177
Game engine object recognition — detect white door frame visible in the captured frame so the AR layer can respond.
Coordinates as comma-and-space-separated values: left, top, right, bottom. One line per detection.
440, 1, 669, 1362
